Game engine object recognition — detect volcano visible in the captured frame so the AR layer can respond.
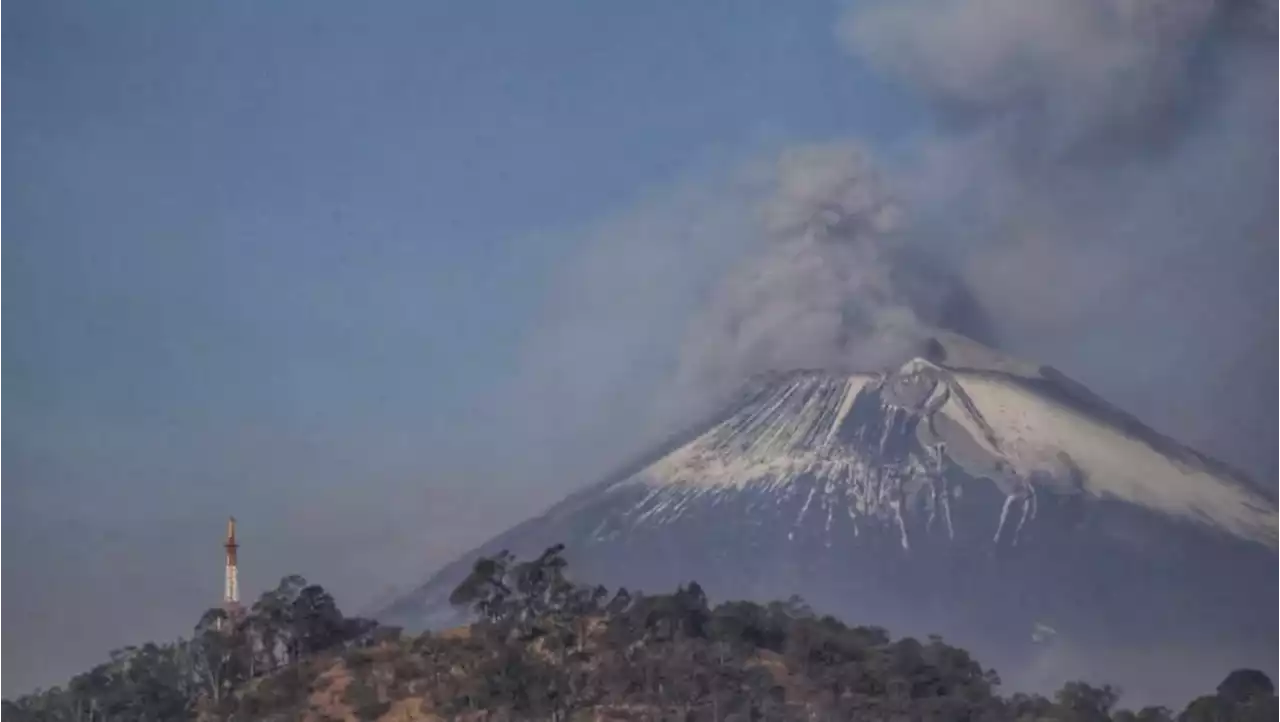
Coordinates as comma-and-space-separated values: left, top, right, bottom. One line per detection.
380, 335, 1277, 703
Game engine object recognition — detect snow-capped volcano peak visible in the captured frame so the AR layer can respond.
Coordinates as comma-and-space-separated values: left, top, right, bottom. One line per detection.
381, 337, 1277, 704
616, 349, 1276, 550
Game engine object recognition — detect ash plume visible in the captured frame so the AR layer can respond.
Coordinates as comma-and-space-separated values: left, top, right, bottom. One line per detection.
668, 142, 997, 411
848, 0, 1277, 479
502, 0, 1274, 497
442, 0, 1275, 704
664, 0, 1276, 480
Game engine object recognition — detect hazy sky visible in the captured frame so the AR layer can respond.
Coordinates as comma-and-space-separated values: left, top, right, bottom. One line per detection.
6, 0, 1275, 699
3, 0, 922, 694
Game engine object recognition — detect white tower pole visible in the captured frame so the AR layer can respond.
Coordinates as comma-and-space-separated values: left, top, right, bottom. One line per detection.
224, 517, 239, 606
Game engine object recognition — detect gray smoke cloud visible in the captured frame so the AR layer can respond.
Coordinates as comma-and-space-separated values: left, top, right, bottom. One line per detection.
637, 0, 1276, 481
505, 4, 1275, 699
666, 141, 996, 415
501, 140, 1000, 485
840, 0, 1277, 481
455, 0, 1275, 704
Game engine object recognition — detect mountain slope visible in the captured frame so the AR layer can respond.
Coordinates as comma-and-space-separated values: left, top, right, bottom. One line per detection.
381, 339, 1278, 705
607, 357, 1275, 549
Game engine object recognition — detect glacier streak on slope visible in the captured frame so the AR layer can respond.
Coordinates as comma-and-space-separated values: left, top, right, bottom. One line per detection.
609, 359, 1278, 550
380, 343, 1279, 706
956, 373, 1277, 547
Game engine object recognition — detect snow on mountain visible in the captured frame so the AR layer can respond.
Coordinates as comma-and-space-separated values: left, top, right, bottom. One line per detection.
379, 336, 1277, 703
614, 352, 1276, 551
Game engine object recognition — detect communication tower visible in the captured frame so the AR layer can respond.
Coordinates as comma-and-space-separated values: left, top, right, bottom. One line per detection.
223, 517, 242, 616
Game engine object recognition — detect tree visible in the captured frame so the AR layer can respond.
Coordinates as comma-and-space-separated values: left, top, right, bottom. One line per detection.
1216, 669, 1275, 705
563, 583, 609, 652
343, 616, 383, 648
605, 586, 633, 615
449, 551, 516, 624
1238, 694, 1280, 722
1007, 691, 1055, 722
112, 642, 194, 721
1114, 707, 1174, 722
510, 543, 573, 624
1052, 681, 1120, 722
190, 608, 245, 708
8, 549, 1279, 722
290, 584, 346, 656
0, 701, 29, 722
1178, 695, 1234, 722
251, 574, 309, 667
4, 570, 382, 721
709, 600, 787, 653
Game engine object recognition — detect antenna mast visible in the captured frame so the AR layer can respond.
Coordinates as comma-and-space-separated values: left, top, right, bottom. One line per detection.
224, 516, 240, 608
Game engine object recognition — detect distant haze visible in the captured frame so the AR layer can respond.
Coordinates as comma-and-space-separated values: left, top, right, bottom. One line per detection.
4, 0, 1275, 698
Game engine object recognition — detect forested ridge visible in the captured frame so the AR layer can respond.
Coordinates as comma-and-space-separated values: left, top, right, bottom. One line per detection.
6, 544, 1276, 721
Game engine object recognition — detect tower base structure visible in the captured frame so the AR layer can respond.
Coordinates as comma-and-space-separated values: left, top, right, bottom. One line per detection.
218, 516, 243, 630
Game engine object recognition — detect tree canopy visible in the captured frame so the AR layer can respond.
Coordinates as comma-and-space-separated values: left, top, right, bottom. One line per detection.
4, 575, 375, 722
5, 545, 1274, 722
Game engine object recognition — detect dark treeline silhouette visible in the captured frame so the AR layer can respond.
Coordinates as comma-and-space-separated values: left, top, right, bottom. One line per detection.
2, 574, 380, 722
5, 545, 1276, 721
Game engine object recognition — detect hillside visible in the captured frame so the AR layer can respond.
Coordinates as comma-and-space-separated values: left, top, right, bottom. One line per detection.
5, 545, 1276, 721
380, 345, 1278, 701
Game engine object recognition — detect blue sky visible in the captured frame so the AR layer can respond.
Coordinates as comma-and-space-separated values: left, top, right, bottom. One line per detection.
3, 0, 923, 693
